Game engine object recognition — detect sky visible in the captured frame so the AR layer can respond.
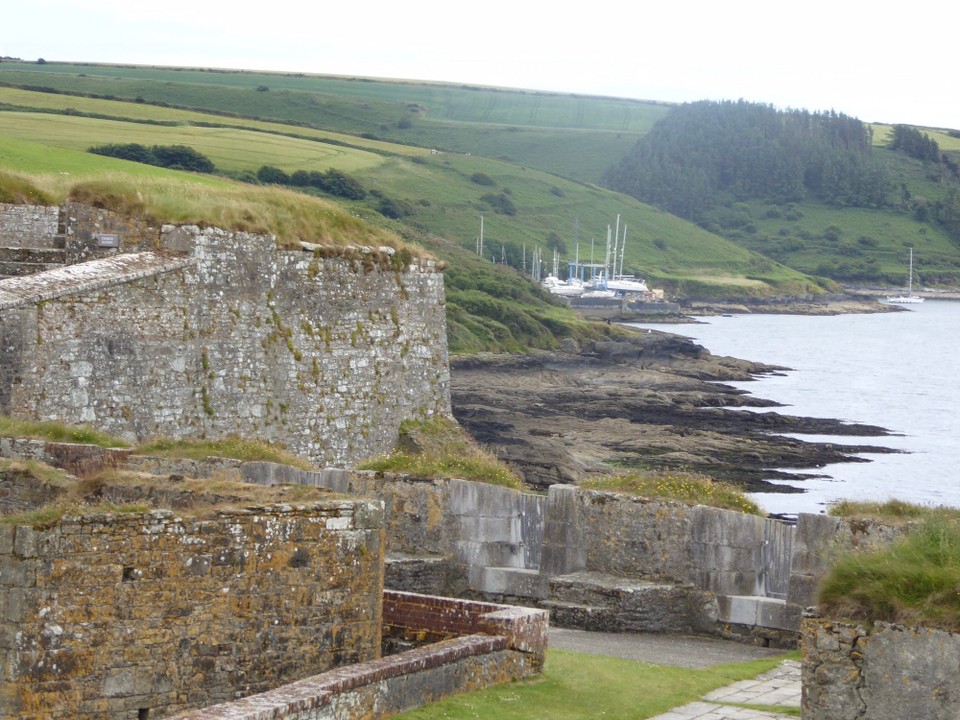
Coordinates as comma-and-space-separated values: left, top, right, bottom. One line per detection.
5, 0, 956, 129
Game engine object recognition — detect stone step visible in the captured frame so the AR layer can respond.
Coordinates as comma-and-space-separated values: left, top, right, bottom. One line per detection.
716, 594, 801, 632
479, 566, 545, 598
548, 571, 716, 634
541, 599, 617, 631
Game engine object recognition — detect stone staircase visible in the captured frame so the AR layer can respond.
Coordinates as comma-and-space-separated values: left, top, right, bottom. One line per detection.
543, 571, 717, 635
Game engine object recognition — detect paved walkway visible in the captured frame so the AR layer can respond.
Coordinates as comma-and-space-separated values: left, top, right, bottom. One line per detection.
650, 660, 801, 720
547, 628, 802, 720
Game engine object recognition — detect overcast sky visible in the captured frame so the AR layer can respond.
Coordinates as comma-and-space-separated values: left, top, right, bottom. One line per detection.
5, 0, 956, 129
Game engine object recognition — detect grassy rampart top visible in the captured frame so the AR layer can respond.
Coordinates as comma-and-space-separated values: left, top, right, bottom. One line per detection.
0, 169, 426, 257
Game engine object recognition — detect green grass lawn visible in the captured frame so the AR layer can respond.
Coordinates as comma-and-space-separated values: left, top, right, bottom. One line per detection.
395, 649, 797, 720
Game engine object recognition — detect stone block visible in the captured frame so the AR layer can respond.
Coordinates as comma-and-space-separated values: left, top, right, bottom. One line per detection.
756, 597, 801, 631
0, 526, 13, 555
717, 594, 760, 626
13, 526, 38, 559
480, 567, 545, 598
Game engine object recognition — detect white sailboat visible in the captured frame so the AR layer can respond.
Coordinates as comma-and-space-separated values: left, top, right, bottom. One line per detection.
886, 248, 924, 304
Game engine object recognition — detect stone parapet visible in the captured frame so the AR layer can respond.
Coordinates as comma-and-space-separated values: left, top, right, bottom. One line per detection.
170, 591, 547, 720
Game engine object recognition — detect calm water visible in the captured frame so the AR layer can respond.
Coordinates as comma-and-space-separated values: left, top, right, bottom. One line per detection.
629, 300, 960, 516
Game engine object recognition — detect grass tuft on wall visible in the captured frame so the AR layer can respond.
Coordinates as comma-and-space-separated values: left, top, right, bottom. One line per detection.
581, 470, 763, 515
357, 416, 525, 490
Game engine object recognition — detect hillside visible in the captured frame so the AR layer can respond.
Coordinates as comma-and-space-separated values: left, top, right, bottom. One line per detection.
604, 100, 960, 287
3, 60, 957, 352
0, 61, 669, 184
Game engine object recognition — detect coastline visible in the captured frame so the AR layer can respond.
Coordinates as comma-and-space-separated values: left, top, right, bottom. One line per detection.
450, 326, 895, 495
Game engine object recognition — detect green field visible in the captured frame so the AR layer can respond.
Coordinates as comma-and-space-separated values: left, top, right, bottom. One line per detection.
0, 112, 387, 173
395, 649, 797, 720
0, 62, 666, 183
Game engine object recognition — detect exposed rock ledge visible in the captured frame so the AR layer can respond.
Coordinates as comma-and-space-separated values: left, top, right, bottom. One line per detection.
451, 329, 895, 494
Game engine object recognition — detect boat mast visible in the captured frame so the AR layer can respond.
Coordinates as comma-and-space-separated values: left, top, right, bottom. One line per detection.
908, 247, 914, 295
620, 224, 627, 278
612, 215, 621, 279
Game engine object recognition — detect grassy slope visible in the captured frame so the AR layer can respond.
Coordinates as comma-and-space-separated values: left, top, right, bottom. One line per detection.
0, 84, 815, 299
0, 62, 669, 183
6, 60, 956, 292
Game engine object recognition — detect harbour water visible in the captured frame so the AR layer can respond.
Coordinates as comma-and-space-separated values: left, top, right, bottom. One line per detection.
630, 300, 960, 516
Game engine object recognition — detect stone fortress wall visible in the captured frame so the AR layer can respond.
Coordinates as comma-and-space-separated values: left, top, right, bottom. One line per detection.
0, 203, 451, 468
0, 499, 386, 719
243, 463, 902, 647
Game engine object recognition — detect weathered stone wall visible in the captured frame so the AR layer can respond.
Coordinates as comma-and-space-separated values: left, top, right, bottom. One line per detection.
0, 224, 451, 468
0, 203, 156, 274
0, 500, 385, 720
241, 465, 543, 597
242, 466, 791, 597
802, 616, 960, 720
560, 488, 775, 596
0, 204, 60, 248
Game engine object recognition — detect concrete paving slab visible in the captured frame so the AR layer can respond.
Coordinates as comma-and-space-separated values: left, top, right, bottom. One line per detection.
547, 627, 788, 669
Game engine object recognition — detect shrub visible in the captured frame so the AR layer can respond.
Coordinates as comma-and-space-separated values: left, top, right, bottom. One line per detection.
470, 172, 496, 186
88, 143, 214, 173
149, 144, 214, 173
480, 192, 517, 215
257, 165, 290, 185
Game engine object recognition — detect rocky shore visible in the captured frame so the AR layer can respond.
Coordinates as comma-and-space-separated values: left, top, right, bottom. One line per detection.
451, 328, 896, 494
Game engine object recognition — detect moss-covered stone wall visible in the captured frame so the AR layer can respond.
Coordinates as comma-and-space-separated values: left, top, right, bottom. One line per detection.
0, 499, 385, 719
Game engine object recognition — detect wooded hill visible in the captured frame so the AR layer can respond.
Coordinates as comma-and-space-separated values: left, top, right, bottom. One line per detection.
604, 100, 960, 285
1, 60, 958, 352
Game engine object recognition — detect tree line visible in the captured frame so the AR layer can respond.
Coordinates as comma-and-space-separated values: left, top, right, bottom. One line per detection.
89, 143, 215, 173
602, 100, 889, 221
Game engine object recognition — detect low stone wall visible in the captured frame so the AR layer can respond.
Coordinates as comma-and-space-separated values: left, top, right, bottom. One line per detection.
802, 615, 960, 720
171, 592, 548, 720
242, 465, 545, 597
0, 500, 385, 719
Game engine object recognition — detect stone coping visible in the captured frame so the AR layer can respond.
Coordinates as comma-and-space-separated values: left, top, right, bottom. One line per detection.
170, 634, 507, 720
0, 250, 192, 310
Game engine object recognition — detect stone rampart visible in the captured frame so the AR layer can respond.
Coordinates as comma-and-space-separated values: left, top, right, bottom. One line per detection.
802, 616, 960, 719
788, 512, 903, 608
0, 500, 385, 719
0, 223, 451, 468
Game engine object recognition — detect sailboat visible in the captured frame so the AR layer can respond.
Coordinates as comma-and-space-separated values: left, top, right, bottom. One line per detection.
886, 248, 924, 304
